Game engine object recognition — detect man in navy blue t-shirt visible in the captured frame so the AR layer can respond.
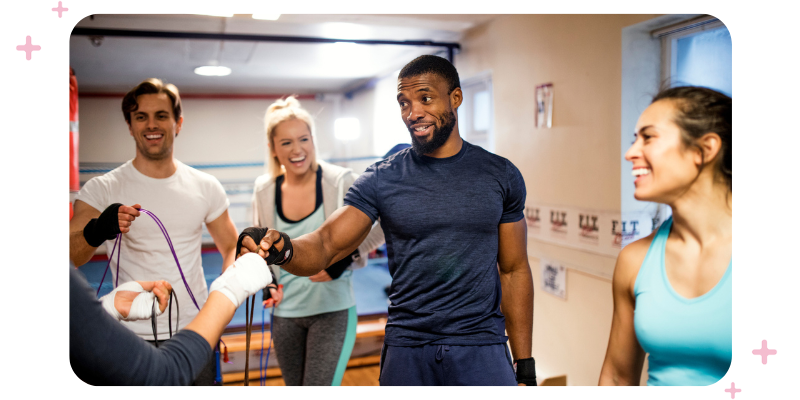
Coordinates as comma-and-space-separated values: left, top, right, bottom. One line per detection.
239, 55, 535, 386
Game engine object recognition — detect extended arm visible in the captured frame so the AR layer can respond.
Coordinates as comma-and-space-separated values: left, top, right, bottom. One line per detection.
310, 217, 385, 282
70, 268, 212, 385
70, 254, 271, 385
497, 219, 534, 363
69, 200, 141, 267
242, 205, 374, 277
182, 292, 237, 347
206, 209, 238, 273
598, 241, 648, 385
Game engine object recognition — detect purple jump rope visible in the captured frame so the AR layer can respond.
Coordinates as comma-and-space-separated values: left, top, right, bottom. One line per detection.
96, 208, 200, 311
96, 208, 274, 385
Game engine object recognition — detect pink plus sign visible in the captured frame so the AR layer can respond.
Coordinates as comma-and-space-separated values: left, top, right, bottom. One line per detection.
752, 339, 777, 364
16, 36, 41, 61
725, 382, 741, 399
52, 1, 68, 18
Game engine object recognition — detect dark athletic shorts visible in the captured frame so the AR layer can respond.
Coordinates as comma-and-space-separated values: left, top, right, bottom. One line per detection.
378, 343, 517, 386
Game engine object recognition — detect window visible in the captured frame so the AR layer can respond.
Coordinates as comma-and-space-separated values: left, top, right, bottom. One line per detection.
459, 72, 494, 152
657, 16, 732, 95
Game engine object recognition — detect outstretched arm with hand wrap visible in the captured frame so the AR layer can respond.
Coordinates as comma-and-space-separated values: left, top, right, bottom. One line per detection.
70, 254, 275, 385
237, 206, 374, 278
181, 253, 274, 347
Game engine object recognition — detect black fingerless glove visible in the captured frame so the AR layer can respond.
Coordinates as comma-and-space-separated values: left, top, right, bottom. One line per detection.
514, 357, 537, 386
83, 203, 123, 247
236, 227, 294, 265
236, 227, 269, 258
262, 274, 278, 301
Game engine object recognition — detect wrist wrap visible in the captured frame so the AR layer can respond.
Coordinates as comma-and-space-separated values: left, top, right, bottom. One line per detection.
83, 203, 123, 247
210, 253, 273, 308
514, 357, 538, 386
325, 249, 360, 279
99, 281, 162, 321
265, 232, 293, 266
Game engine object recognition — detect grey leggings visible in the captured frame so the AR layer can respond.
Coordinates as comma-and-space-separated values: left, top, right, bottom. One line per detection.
272, 307, 357, 386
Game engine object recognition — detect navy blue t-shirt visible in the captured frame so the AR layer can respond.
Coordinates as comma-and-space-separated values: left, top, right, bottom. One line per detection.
345, 141, 526, 346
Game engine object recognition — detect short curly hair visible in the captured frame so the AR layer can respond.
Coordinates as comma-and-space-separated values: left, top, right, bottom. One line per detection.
399, 55, 460, 94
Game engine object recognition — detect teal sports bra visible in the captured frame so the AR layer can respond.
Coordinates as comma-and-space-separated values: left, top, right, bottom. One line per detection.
633, 217, 732, 386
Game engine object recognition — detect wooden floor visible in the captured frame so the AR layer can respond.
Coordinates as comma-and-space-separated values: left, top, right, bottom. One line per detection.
226, 365, 380, 386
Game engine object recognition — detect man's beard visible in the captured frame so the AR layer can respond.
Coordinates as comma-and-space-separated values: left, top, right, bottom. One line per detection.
410, 110, 456, 156
135, 133, 172, 161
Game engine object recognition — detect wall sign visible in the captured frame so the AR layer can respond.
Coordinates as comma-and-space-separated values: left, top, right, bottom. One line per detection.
540, 259, 566, 299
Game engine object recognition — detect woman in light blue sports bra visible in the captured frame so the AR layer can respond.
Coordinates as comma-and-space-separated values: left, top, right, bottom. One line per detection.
248, 97, 384, 385
599, 86, 732, 386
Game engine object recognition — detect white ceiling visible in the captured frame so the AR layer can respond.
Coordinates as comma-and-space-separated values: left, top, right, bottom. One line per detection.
70, 14, 497, 95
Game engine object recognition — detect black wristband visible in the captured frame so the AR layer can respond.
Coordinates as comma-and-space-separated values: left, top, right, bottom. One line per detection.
265, 232, 293, 266
83, 203, 123, 247
514, 357, 537, 386
325, 249, 360, 279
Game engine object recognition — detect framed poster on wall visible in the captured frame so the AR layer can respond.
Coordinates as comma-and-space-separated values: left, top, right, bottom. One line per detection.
535, 83, 553, 128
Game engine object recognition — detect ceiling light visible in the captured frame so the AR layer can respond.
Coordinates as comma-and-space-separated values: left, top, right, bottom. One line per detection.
194, 66, 232, 76
195, 13, 234, 17
321, 23, 371, 40
335, 118, 360, 141
252, 13, 280, 21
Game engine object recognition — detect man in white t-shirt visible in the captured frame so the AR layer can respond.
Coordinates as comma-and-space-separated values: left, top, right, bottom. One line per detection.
69, 78, 238, 385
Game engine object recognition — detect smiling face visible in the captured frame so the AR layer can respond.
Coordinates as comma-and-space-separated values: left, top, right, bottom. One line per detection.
271, 118, 316, 177
625, 100, 703, 203
397, 73, 462, 156
128, 93, 182, 161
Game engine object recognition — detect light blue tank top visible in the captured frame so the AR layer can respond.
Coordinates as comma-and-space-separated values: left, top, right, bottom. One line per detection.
274, 205, 356, 318
633, 217, 732, 386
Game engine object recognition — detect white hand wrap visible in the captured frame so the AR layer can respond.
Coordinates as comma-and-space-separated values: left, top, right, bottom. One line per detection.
100, 281, 163, 321
209, 253, 273, 308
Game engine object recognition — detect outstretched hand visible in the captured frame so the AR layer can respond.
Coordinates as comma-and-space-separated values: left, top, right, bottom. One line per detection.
237, 229, 284, 259
114, 280, 173, 318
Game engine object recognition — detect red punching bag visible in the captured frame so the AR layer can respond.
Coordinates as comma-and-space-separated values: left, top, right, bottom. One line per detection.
69, 68, 79, 219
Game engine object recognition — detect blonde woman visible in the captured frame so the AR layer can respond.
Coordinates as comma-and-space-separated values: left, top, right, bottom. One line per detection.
599, 87, 732, 386
250, 96, 384, 386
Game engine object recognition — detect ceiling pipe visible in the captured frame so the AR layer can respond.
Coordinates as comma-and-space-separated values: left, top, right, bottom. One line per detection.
72, 27, 461, 101
71, 27, 460, 61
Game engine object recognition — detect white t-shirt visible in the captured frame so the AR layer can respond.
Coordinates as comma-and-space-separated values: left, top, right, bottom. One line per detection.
76, 159, 229, 340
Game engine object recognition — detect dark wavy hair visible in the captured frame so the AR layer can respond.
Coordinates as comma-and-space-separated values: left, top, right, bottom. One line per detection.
652, 86, 732, 192
121, 78, 182, 125
399, 55, 460, 94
